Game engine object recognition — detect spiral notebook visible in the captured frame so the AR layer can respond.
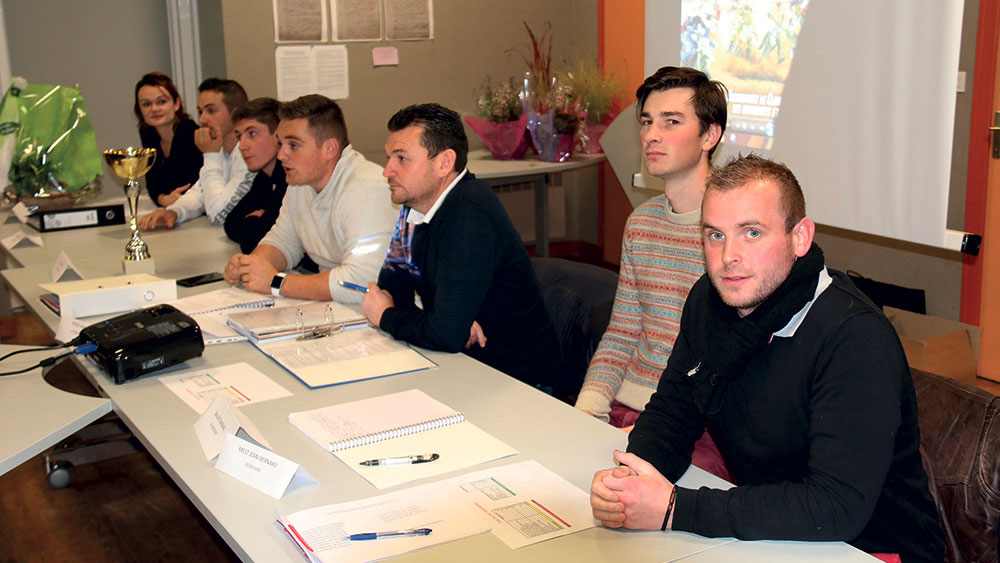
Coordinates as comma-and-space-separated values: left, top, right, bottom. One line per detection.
288, 389, 518, 488
169, 287, 304, 345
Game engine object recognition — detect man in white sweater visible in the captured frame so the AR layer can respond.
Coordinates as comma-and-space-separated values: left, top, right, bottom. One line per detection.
223, 95, 396, 303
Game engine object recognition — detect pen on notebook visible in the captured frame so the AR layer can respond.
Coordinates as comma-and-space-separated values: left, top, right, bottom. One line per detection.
338, 280, 369, 293
359, 453, 440, 466
348, 528, 432, 541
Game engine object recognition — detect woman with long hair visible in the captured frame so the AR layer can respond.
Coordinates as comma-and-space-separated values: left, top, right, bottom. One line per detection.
134, 72, 202, 207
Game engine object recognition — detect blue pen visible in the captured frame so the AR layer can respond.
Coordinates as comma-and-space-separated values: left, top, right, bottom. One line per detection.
348, 527, 432, 541
338, 280, 370, 293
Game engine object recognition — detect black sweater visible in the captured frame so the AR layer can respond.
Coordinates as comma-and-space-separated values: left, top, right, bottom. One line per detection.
139, 119, 203, 207
377, 172, 560, 387
628, 270, 944, 562
223, 163, 287, 254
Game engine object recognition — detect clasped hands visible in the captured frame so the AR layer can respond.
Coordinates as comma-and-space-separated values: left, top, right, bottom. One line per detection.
224, 253, 277, 295
361, 283, 486, 350
591, 449, 676, 530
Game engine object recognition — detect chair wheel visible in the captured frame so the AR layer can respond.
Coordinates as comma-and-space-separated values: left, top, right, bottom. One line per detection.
46, 461, 73, 489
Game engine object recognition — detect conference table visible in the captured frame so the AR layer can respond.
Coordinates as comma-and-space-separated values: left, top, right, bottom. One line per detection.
466, 149, 605, 258
0, 204, 877, 561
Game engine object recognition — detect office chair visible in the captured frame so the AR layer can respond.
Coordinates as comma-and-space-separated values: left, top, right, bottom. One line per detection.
531, 257, 619, 403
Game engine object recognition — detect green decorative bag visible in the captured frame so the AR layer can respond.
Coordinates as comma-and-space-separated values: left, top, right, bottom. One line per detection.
0, 79, 102, 205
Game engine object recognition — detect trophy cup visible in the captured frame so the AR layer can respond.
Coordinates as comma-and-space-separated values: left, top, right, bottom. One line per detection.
103, 147, 157, 274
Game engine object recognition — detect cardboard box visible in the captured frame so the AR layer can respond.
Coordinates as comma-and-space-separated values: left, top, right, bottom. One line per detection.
884, 306, 981, 385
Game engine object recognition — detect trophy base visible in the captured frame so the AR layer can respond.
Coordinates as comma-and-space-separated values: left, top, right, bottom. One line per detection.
123, 257, 156, 275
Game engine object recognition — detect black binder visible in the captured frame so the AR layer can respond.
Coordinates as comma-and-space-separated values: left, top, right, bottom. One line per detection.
26, 204, 126, 232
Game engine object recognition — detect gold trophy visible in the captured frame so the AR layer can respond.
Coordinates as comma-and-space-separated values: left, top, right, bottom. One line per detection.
103, 147, 157, 274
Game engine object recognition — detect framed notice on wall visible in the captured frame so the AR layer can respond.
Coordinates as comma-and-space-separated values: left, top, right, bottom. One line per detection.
384, 0, 433, 41
331, 0, 381, 42
273, 0, 328, 42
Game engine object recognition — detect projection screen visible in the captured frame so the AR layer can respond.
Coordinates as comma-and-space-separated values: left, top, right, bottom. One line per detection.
645, 0, 965, 250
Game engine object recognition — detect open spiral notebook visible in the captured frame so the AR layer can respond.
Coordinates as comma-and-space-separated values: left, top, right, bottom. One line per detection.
289, 389, 517, 488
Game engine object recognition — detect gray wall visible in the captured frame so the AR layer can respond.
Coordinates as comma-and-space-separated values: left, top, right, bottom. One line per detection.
221, 0, 597, 160
199, 0, 227, 79
220, 0, 600, 244
4, 0, 172, 153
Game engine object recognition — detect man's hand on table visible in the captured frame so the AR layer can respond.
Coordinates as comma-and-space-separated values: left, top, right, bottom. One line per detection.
224, 253, 279, 295
139, 208, 179, 230
591, 449, 675, 530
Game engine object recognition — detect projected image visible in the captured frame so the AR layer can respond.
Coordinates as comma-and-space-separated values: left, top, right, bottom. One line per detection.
681, 0, 810, 150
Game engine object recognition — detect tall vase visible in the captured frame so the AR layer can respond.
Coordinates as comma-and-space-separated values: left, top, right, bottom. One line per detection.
526, 109, 577, 163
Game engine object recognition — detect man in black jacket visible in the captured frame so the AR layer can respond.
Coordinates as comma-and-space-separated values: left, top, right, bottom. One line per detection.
590, 154, 944, 561
361, 103, 560, 389
223, 97, 287, 253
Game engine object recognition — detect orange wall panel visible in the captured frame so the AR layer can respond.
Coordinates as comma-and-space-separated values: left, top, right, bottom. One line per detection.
599, 0, 644, 264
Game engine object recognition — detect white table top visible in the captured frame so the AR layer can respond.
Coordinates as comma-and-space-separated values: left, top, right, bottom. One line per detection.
0, 345, 112, 476
1, 213, 228, 270
465, 149, 605, 180
0, 205, 874, 562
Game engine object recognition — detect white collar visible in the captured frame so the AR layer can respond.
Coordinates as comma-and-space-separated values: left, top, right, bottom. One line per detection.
772, 267, 833, 338
406, 168, 468, 225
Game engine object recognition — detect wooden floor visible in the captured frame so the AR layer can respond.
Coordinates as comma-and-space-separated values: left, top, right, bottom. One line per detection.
0, 312, 238, 562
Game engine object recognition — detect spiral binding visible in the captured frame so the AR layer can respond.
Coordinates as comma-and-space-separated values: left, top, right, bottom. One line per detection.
328, 413, 465, 452
195, 298, 274, 315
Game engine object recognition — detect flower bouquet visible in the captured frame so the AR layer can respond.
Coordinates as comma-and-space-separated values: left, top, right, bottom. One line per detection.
465, 77, 530, 160
515, 22, 581, 163
558, 60, 624, 154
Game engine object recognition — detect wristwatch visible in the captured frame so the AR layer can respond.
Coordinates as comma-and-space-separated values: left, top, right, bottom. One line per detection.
270, 272, 287, 297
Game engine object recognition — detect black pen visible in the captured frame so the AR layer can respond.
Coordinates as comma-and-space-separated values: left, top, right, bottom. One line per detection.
359, 453, 439, 466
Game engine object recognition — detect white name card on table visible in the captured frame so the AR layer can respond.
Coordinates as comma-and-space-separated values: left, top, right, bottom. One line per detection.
9, 202, 29, 223
1, 230, 42, 249
194, 395, 271, 460
215, 433, 316, 499
51, 250, 84, 282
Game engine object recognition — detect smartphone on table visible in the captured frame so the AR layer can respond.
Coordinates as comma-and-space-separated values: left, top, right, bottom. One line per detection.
177, 272, 224, 287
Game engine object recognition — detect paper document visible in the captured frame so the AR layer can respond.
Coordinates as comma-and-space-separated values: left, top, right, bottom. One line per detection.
275, 45, 349, 101
160, 362, 293, 414
276, 483, 488, 563
272, 0, 327, 42
276, 460, 597, 562
258, 327, 435, 387
448, 461, 598, 549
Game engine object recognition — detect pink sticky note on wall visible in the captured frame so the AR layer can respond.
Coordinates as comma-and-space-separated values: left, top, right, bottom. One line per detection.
372, 47, 399, 66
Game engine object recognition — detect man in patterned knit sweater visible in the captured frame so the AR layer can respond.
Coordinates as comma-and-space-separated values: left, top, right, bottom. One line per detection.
575, 67, 727, 440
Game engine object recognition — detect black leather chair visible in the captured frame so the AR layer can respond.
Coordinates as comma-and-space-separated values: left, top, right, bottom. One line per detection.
530, 257, 619, 403
912, 368, 1000, 562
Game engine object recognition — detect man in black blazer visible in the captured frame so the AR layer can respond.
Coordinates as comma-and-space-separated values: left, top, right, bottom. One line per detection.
362, 103, 561, 388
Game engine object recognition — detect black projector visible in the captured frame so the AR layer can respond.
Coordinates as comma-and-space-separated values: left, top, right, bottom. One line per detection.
80, 304, 205, 384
